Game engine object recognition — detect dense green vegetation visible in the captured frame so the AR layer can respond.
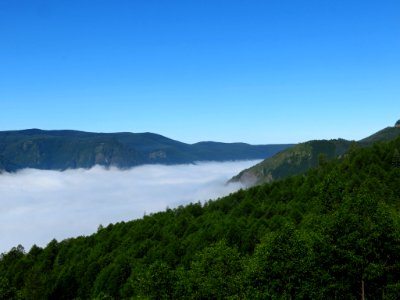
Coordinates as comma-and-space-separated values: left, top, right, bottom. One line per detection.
1, 136, 400, 299
231, 126, 400, 186
359, 127, 400, 145
0, 129, 292, 172
231, 138, 353, 186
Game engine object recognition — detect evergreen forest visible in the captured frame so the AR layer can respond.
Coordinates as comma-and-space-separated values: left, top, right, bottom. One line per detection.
1, 137, 400, 299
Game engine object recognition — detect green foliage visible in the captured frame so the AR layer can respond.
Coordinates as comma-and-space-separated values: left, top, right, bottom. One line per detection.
232, 139, 353, 185
176, 240, 242, 299
1, 137, 400, 298
131, 260, 175, 299
359, 126, 400, 145
245, 225, 319, 299
232, 126, 400, 186
0, 129, 292, 171
0, 276, 19, 300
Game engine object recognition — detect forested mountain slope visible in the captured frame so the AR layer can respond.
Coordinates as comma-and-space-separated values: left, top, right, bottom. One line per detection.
0, 129, 292, 172
359, 126, 400, 145
231, 126, 400, 186
1, 136, 400, 299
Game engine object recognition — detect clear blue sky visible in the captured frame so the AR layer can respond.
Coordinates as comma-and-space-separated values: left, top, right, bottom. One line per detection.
1, 0, 399, 144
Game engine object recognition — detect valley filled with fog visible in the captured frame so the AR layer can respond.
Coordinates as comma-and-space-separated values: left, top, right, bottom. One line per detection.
0, 160, 260, 253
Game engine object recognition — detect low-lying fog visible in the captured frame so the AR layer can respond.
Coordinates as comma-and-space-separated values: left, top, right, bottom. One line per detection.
0, 160, 259, 254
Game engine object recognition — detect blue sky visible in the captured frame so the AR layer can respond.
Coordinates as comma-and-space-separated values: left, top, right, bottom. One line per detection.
1, 0, 399, 144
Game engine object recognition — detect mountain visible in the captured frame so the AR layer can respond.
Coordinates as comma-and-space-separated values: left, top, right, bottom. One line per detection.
359, 126, 400, 145
231, 139, 352, 186
231, 125, 400, 186
0, 129, 293, 172
1, 135, 400, 299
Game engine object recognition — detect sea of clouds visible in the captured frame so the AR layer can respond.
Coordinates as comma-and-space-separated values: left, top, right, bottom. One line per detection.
0, 160, 259, 253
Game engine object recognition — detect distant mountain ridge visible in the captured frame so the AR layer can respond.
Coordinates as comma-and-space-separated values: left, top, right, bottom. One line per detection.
0, 129, 293, 172
231, 125, 400, 186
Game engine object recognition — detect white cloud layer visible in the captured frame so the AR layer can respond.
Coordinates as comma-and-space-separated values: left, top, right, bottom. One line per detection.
0, 160, 259, 254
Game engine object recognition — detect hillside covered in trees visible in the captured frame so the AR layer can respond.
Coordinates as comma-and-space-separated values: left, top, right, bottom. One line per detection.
1, 137, 400, 299
231, 126, 400, 186
0, 129, 292, 172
